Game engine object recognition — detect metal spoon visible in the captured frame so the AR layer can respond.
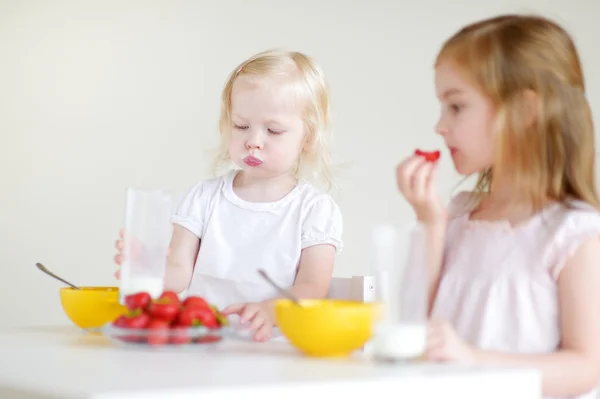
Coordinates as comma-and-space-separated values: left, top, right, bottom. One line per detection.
257, 269, 302, 306
35, 262, 80, 289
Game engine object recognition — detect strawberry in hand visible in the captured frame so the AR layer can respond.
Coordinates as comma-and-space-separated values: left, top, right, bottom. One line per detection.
414, 149, 441, 162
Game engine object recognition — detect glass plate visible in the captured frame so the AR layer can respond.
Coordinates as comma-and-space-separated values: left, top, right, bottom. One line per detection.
101, 323, 233, 348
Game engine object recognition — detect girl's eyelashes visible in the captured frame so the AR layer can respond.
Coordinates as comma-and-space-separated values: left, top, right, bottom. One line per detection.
232, 124, 285, 135
449, 103, 465, 113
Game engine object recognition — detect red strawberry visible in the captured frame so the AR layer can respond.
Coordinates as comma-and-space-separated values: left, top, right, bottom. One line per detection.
148, 299, 180, 323
147, 319, 170, 346
123, 309, 150, 329
182, 296, 210, 310
176, 307, 207, 327
195, 306, 219, 329
176, 306, 220, 329
159, 291, 181, 306
112, 315, 128, 328
211, 305, 229, 326
124, 292, 151, 311
414, 149, 441, 162
170, 327, 191, 345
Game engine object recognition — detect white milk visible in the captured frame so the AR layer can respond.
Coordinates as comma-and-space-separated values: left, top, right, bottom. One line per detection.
371, 322, 427, 361
120, 275, 164, 299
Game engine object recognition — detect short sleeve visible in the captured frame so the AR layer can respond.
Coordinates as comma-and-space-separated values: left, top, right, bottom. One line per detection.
301, 195, 343, 254
170, 182, 208, 238
549, 206, 600, 280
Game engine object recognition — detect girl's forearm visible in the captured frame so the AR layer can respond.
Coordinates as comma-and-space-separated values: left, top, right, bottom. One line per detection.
288, 281, 329, 299
163, 262, 193, 294
474, 349, 600, 396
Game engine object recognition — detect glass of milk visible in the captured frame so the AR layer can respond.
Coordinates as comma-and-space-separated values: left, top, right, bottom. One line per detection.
369, 222, 428, 362
119, 188, 172, 304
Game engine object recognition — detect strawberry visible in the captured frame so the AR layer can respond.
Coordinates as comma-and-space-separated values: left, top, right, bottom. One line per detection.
123, 309, 150, 329
147, 319, 170, 346
414, 149, 441, 162
211, 305, 229, 326
195, 306, 219, 329
124, 292, 151, 311
170, 327, 191, 345
159, 291, 181, 307
176, 307, 208, 327
112, 315, 128, 328
148, 299, 180, 323
182, 296, 210, 310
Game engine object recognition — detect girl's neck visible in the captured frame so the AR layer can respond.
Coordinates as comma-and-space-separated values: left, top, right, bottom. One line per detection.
473, 179, 554, 226
232, 170, 298, 203
488, 178, 523, 205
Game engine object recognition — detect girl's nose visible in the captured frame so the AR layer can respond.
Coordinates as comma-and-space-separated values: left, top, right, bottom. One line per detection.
245, 132, 264, 149
434, 119, 448, 136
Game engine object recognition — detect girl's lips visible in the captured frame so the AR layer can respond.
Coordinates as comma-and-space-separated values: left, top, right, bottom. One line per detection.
243, 155, 263, 167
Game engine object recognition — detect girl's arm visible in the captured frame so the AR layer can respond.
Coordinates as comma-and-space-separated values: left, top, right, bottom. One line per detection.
260, 243, 336, 321
163, 225, 200, 294
472, 236, 600, 396
287, 243, 336, 299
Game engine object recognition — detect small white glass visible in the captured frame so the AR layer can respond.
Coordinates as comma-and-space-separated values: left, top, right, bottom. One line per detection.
119, 188, 172, 304
369, 222, 428, 362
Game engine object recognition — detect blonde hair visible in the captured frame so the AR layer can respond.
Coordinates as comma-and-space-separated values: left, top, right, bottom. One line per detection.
213, 49, 334, 190
436, 14, 600, 211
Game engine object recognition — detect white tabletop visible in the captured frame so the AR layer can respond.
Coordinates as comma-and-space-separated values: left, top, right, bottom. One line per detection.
0, 326, 541, 399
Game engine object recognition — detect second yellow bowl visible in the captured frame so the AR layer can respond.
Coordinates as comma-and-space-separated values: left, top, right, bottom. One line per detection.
275, 299, 378, 357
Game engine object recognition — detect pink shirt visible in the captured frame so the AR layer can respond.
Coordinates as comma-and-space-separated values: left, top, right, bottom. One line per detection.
431, 192, 600, 399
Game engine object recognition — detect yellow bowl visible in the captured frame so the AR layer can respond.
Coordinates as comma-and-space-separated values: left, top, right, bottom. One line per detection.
60, 287, 128, 330
275, 299, 378, 357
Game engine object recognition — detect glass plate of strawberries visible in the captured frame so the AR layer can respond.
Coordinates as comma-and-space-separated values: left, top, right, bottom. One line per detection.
101, 290, 231, 347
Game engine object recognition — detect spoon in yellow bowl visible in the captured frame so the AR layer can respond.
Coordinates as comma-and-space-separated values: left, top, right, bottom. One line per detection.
257, 269, 302, 306
35, 262, 81, 290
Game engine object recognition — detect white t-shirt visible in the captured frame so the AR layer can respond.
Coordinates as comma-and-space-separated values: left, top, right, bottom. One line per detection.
170, 170, 343, 310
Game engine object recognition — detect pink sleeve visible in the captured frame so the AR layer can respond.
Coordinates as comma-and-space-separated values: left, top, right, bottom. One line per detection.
550, 206, 600, 280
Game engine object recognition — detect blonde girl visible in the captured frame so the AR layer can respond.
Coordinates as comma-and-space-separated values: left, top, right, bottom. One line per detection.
115, 49, 343, 341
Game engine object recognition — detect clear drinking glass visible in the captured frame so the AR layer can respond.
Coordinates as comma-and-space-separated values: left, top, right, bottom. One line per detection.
119, 188, 173, 304
369, 221, 428, 362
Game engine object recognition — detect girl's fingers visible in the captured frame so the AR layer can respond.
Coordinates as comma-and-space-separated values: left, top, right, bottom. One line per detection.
254, 323, 272, 342
250, 314, 265, 331
425, 161, 439, 199
114, 254, 122, 265
221, 303, 245, 316
397, 156, 426, 197
240, 306, 259, 324
412, 161, 435, 200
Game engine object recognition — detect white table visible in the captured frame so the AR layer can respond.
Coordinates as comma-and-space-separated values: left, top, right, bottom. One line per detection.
0, 326, 541, 399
